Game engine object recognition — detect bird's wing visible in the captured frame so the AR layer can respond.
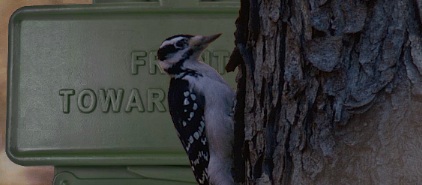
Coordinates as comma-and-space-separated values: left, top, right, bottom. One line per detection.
168, 78, 209, 184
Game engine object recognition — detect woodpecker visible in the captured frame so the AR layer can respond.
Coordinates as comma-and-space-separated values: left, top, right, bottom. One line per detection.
157, 34, 235, 185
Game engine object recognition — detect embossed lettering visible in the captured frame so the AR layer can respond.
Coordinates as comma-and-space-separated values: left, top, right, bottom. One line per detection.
212, 50, 230, 74
125, 88, 145, 112
149, 50, 165, 75
147, 89, 166, 112
77, 89, 97, 113
201, 50, 211, 64
99, 89, 124, 113
132, 49, 231, 76
59, 89, 75, 113
131, 51, 147, 75
60, 88, 167, 113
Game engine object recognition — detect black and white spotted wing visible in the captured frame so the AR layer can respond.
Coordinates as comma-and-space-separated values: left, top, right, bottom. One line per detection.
168, 78, 209, 185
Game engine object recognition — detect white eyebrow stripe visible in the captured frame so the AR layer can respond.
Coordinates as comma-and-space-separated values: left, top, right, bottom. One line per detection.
160, 37, 185, 48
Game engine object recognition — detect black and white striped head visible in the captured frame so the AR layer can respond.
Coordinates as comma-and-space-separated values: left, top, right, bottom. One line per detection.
157, 33, 221, 73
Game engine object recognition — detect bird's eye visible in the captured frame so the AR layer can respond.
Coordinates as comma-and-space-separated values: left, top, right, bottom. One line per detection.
175, 39, 187, 48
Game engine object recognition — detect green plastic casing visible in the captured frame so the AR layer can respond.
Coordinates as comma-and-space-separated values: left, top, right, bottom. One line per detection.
6, 0, 238, 184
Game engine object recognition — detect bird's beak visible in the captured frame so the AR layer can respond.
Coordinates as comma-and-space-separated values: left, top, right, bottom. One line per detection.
190, 33, 222, 49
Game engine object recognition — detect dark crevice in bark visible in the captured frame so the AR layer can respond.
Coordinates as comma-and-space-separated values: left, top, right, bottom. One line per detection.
233, 63, 246, 184
366, 0, 377, 11
312, 28, 327, 39
411, 0, 422, 35
328, 15, 336, 36
227, 0, 250, 183
249, 0, 260, 42
253, 153, 264, 179
286, 0, 293, 24
259, 78, 266, 107
243, 139, 251, 181
280, 21, 287, 85
264, 107, 277, 180
305, 97, 316, 148
282, 124, 292, 185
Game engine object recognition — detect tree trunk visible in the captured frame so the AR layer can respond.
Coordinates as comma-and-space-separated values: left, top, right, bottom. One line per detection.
228, 0, 422, 184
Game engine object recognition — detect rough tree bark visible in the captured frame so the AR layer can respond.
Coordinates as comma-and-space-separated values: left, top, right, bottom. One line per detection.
227, 0, 422, 184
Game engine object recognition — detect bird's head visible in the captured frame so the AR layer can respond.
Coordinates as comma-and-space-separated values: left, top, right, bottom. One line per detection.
157, 33, 221, 73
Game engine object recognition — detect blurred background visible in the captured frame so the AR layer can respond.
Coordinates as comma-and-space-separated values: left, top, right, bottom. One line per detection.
0, 1, 92, 185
